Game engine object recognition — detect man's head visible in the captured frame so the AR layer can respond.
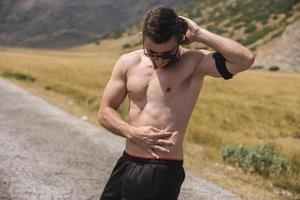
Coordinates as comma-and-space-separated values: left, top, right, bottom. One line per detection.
142, 6, 188, 68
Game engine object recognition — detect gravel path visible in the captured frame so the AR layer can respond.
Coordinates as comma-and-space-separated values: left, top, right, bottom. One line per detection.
0, 78, 242, 200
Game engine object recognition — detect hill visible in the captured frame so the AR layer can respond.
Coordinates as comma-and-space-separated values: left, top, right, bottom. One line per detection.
99, 0, 300, 72
0, 0, 184, 48
255, 20, 300, 72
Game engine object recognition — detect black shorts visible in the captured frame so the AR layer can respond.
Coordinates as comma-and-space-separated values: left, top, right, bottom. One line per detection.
100, 151, 185, 200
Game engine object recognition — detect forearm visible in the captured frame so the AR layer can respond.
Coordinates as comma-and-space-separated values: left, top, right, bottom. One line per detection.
195, 27, 255, 68
98, 107, 133, 139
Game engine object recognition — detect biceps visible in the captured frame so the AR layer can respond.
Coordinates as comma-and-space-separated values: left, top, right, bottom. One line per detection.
197, 52, 238, 79
100, 78, 127, 111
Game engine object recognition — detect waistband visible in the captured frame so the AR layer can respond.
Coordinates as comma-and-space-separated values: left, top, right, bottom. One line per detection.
122, 150, 183, 165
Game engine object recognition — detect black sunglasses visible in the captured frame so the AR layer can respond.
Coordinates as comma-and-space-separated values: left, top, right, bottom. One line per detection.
143, 40, 179, 60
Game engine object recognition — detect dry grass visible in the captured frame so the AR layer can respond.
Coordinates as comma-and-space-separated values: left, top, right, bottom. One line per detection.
186, 70, 300, 145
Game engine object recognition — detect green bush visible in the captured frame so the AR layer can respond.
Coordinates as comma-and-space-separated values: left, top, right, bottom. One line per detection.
131, 41, 142, 47
269, 66, 280, 71
1, 71, 35, 82
220, 143, 293, 177
221, 144, 249, 168
245, 24, 257, 34
273, 173, 300, 193
250, 65, 264, 70
123, 43, 131, 49
45, 85, 52, 91
242, 26, 276, 46
249, 46, 257, 51
109, 31, 123, 39
294, 132, 300, 139
94, 40, 101, 45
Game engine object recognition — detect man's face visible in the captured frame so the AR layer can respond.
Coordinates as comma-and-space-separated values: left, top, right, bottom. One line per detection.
143, 36, 179, 69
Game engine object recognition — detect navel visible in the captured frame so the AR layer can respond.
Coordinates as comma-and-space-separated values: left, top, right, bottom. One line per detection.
166, 87, 171, 92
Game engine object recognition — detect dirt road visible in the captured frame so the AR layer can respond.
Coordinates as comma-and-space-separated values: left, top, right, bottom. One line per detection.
0, 78, 242, 200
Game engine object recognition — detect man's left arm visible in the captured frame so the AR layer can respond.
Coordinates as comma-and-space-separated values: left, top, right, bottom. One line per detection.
180, 16, 255, 78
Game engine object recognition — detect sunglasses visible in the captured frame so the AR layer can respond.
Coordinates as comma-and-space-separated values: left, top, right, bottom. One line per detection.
143, 40, 179, 60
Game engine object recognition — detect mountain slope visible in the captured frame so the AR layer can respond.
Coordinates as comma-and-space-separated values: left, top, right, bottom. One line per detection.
108, 0, 300, 72
0, 0, 185, 48
255, 20, 300, 72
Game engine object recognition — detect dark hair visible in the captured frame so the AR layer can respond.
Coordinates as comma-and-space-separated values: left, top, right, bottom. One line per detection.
142, 6, 188, 44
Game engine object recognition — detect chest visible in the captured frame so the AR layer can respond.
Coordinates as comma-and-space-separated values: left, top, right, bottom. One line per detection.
126, 63, 194, 102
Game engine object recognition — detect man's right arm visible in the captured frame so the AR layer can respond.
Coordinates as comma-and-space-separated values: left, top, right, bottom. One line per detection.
98, 54, 132, 138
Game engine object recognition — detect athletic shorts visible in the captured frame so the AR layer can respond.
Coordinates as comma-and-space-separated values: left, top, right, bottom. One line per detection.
99, 150, 185, 200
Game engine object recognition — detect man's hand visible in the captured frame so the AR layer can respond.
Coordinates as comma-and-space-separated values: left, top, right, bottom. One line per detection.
179, 16, 201, 45
179, 15, 255, 75
128, 126, 177, 158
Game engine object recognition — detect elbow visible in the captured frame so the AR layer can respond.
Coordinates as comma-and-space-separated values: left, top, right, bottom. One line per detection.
242, 52, 255, 70
97, 108, 108, 126
249, 52, 256, 66
97, 106, 117, 128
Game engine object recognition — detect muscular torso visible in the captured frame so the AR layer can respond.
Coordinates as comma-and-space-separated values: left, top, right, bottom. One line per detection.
125, 48, 205, 160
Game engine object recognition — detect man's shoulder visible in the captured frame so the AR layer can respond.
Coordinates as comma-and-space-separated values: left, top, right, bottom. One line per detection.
183, 48, 212, 60
119, 49, 143, 65
115, 49, 143, 74
182, 48, 215, 76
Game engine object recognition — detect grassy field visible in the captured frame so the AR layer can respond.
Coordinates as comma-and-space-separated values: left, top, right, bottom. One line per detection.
0, 42, 300, 199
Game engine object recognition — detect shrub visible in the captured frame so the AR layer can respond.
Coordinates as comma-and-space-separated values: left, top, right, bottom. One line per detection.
109, 31, 123, 39
123, 43, 131, 49
250, 65, 264, 70
220, 143, 293, 178
294, 132, 300, 139
1, 71, 35, 82
94, 40, 101, 45
273, 173, 300, 194
221, 144, 249, 168
244, 24, 257, 34
45, 85, 52, 91
269, 66, 280, 71
249, 46, 257, 51
243, 26, 276, 46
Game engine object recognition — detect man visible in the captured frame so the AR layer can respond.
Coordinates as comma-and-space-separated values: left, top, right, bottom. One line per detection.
98, 5, 255, 200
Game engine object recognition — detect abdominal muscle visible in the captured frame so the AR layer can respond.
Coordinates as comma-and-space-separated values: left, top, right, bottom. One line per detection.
125, 103, 189, 160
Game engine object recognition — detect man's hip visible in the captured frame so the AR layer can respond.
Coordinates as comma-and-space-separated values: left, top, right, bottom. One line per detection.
100, 150, 185, 200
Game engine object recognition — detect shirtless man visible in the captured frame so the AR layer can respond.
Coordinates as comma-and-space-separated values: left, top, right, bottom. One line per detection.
98, 6, 255, 200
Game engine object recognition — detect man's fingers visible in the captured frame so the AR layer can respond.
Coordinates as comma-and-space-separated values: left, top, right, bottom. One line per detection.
179, 16, 193, 24
147, 148, 159, 159
155, 131, 178, 139
150, 126, 161, 132
150, 127, 174, 135
179, 15, 188, 20
154, 132, 172, 139
146, 137, 174, 147
152, 145, 170, 153
157, 139, 175, 146
179, 15, 198, 31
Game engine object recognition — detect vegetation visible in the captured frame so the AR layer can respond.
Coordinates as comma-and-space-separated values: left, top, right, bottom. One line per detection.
269, 66, 280, 71
119, 0, 300, 51
1, 71, 35, 82
94, 40, 101, 46
122, 43, 131, 49
221, 143, 300, 193
251, 65, 264, 70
